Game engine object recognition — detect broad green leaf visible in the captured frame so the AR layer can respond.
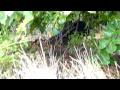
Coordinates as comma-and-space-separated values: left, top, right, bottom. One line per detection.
58, 19, 65, 24
99, 39, 110, 49
116, 29, 120, 34
104, 31, 113, 37
112, 38, 120, 44
117, 45, 120, 50
23, 11, 34, 24
106, 23, 115, 31
0, 11, 7, 25
100, 50, 110, 65
106, 43, 117, 54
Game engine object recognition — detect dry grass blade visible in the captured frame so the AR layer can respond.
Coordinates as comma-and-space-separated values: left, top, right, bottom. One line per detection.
0, 40, 119, 79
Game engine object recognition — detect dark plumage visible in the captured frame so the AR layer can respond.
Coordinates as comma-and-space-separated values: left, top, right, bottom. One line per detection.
48, 20, 87, 47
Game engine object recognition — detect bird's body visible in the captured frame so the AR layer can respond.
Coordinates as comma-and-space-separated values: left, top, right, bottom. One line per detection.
46, 20, 88, 56
49, 20, 87, 46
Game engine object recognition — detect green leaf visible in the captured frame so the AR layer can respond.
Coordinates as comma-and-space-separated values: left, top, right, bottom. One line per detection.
112, 38, 120, 44
100, 50, 110, 65
23, 11, 34, 23
58, 19, 65, 24
116, 45, 120, 50
106, 24, 113, 31
0, 48, 4, 57
116, 29, 120, 34
112, 30, 120, 35
106, 42, 117, 54
0, 11, 7, 25
99, 39, 110, 49
104, 31, 113, 37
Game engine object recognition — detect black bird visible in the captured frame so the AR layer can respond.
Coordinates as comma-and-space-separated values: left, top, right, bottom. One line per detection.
48, 20, 87, 47
46, 20, 88, 56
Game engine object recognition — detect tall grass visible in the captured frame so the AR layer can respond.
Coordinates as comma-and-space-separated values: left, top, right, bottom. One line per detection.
0, 36, 119, 79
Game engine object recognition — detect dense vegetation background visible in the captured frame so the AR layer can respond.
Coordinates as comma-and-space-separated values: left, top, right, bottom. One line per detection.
0, 11, 120, 79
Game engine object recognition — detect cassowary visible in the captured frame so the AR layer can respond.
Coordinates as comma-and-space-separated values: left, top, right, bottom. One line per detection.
45, 20, 88, 58
48, 20, 87, 47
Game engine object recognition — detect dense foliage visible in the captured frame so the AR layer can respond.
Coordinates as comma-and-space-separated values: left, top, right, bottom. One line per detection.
0, 11, 120, 66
